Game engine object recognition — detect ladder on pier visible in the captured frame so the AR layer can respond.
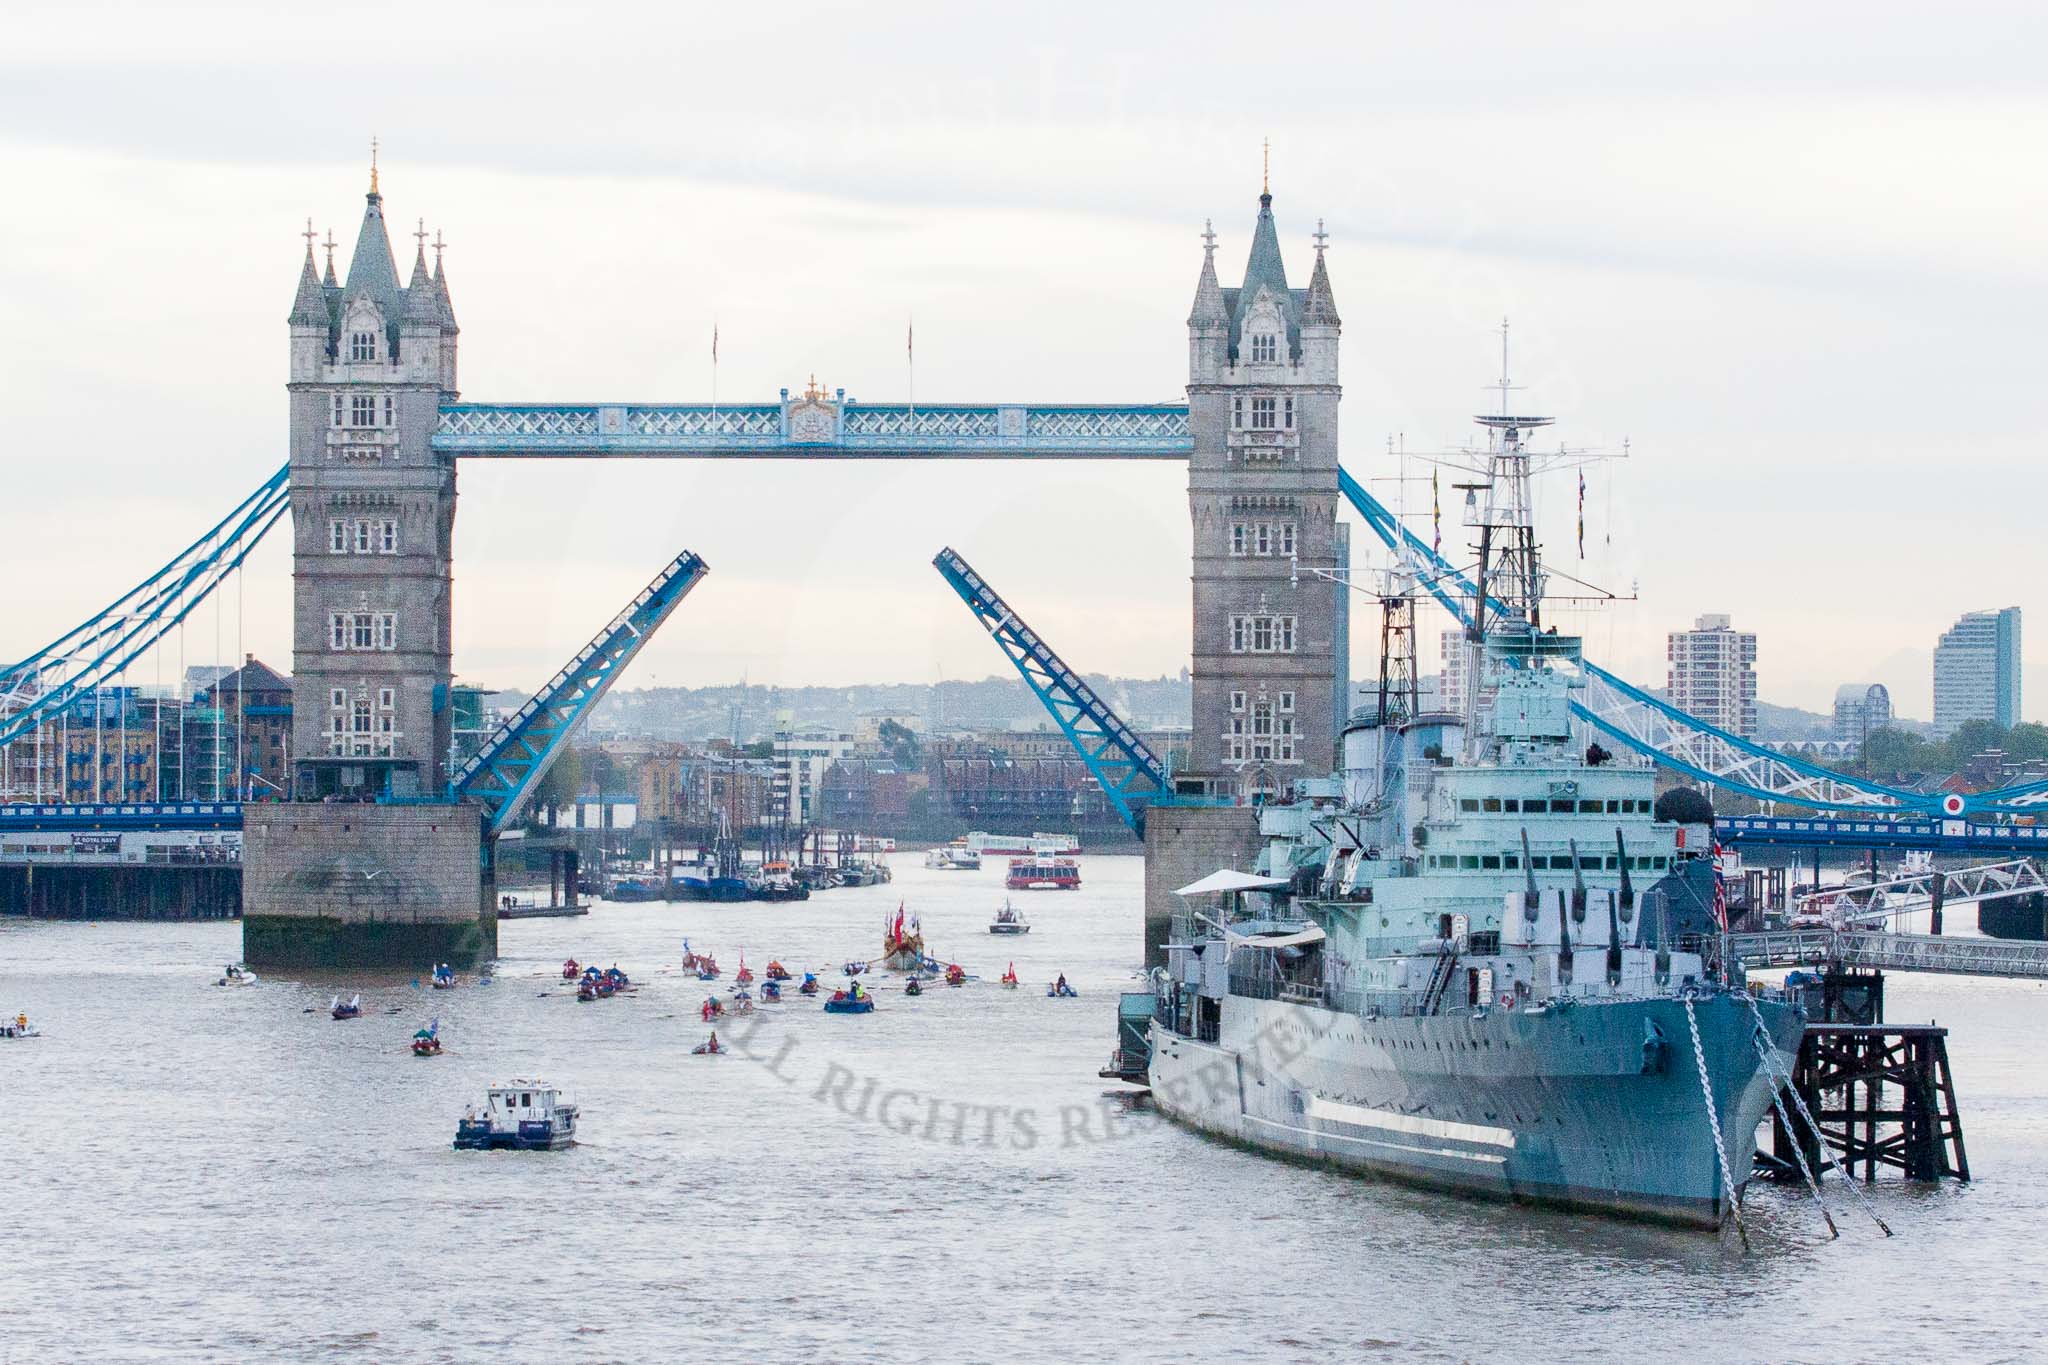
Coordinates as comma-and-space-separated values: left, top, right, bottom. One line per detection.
1727, 928, 2048, 979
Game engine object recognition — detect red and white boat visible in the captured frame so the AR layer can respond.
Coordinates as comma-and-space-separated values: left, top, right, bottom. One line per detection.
1006, 856, 1081, 890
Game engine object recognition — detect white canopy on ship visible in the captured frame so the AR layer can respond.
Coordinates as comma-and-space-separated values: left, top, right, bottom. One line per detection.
1174, 869, 1292, 897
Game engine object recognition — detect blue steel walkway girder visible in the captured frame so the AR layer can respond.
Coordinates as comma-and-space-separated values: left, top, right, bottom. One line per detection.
454, 550, 708, 838
932, 547, 1168, 837
432, 402, 1193, 460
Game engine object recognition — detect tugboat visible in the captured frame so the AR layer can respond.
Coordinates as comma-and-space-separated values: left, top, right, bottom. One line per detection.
1007, 856, 1081, 891
1138, 378, 1806, 1232
330, 994, 362, 1020
453, 1080, 579, 1151
2, 1012, 39, 1039
798, 973, 821, 997
945, 963, 968, 988
879, 905, 925, 971
999, 963, 1020, 989
216, 963, 259, 987
411, 1021, 443, 1057
988, 901, 1030, 935
824, 982, 876, 1015
431, 963, 457, 990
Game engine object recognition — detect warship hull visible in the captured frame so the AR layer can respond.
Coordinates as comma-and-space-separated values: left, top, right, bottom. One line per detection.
1148, 991, 1801, 1229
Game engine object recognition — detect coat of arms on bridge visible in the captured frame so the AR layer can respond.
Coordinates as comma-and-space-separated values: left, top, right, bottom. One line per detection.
785, 375, 840, 444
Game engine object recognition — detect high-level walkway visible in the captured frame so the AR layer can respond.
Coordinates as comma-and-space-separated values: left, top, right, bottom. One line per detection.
1729, 928, 2048, 980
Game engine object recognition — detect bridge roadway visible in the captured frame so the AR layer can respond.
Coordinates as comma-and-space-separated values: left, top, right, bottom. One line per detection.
1728, 927, 2048, 980
1716, 815, 2048, 856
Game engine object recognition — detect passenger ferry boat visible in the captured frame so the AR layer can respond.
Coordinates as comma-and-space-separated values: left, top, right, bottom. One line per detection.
1007, 856, 1081, 890
453, 1080, 579, 1150
959, 830, 1081, 857
924, 846, 983, 871
1139, 398, 1804, 1232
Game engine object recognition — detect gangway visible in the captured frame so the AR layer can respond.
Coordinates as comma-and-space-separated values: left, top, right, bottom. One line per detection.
932, 547, 1166, 837
1796, 859, 2048, 928
1727, 928, 2048, 980
454, 550, 708, 838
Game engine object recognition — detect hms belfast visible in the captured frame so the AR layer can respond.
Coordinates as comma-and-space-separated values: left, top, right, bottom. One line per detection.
1136, 320, 1806, 1228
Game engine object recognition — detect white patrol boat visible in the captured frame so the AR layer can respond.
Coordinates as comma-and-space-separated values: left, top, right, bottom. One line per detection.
453, 1080, 579, 1150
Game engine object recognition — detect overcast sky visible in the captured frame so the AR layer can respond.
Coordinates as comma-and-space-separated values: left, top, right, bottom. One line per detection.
4, 1, 2044, 720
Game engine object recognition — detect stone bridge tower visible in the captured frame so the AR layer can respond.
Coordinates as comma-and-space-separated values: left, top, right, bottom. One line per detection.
1185, 185, 1345, 793
247, 161, 489, 971
284, 161, 459, 800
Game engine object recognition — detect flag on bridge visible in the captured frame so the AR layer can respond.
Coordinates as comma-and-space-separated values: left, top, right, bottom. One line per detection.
1431, 467, 1441, 554
1577, 468, 1586, 559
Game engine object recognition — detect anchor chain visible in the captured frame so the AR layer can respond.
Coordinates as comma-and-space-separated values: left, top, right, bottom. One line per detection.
1684, 995, 1750, 1252
1743, 992, 1894, 1237
1753, 1033, 1838, 1239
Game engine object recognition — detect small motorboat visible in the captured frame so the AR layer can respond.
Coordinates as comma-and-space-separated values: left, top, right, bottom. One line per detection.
700, 997, 727, 1023
691, 1032, 724, 1056
904, 976, 924, 997
453, 1080, 578, 1151
330, 994, 363, 1020
988, 901, 1030, 935
431, 963, 457, 990
1047, 979, 1078, 998
765, 960, 792, 982
798, 974, 821, 997
761, 980, 783, 1003
411, 1021, 443, 1057
824, 987, 875, 1015
945, 963, 967, 987
216, 963, 259, 987
561, 958, 581, 981
734, 953, 755, 986
842, 960, 868, 977
2, 1013, 40, 1040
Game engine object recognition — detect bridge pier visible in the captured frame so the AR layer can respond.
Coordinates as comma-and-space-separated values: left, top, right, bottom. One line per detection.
241, 802, 495, 969
1142, 803, 1261, 970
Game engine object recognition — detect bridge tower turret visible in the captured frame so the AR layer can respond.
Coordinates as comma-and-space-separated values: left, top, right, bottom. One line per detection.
1184, 183, 1345, 794
283, 160, 460, 802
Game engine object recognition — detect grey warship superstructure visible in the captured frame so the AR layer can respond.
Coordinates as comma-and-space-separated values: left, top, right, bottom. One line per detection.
1144, 393, 1805, 1230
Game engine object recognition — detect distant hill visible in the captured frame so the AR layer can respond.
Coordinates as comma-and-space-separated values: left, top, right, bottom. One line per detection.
1755, 700, 1835, 742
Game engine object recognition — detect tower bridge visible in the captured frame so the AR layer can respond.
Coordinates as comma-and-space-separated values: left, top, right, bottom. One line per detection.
8, 158, 2047, 960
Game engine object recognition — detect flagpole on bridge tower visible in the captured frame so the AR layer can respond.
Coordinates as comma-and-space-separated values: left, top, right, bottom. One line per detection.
907, 315, 915, 430
711, 320, 719, 433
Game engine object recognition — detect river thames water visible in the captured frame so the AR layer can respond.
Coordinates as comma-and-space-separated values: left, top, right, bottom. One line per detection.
6, 853, 2048, 1363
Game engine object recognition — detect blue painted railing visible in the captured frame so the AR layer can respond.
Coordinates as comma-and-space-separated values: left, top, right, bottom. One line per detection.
434, 402, 1192, 459
933, 546, 1166, 836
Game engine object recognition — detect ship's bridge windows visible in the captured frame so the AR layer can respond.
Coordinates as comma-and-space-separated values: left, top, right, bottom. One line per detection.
1606, 799, 1621, 813
1502, 798, 1519, 813
1460, 799, 1479, 813
1482, 797, 1502, 813
1549, 799, 1574, 813
1504, 853, 1520, 869
1579, 800, 1602, 814
1461, 855, 1480, 870
1604, 855, 1619, 869
1482, 855, 1501, 869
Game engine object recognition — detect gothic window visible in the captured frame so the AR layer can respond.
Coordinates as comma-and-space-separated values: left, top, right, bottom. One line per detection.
1231, 397, 1243, 430
328, 520, 348, 553
1278, 616, 1296, 651
1228, 614, 1299, 654
329, 688, 345, 709
352, 520, 372, 554
349, 332, 376, 362
331, 394, 344, 427
1254, 524, 1272, 556
1250, 333, 1277, 363
377, 613, 397, 650
351, 613, 375, 650
1279, 691, 1295, 712
1230, 524, 1247, 556
377, 688, 394, 710
1251, 397, 1277, 430
1252, 617, 1274, 651
1230, 691, 1246, 712
1230, 617, 1246, 652
1284, 396, 1295, 429
377, 519, 399, 554
1279, 523, 1296, 556
349, 395, 378, 428
384, 395, 395, 427
328, 613, 347, 650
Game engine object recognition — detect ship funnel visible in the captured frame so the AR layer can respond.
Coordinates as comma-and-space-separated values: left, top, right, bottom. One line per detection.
1519, 828, 1539, 922
1568, 839, 1587, 925
1615, 828, 1635, 924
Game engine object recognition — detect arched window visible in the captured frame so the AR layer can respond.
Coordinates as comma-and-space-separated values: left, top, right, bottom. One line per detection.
349, 332, 376, 362
1250, 333, 1277, 363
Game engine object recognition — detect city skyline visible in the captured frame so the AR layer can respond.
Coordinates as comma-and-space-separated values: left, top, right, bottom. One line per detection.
4, 4, 2044, 722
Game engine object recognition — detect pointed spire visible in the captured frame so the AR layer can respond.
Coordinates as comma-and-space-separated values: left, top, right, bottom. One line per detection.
289, 220, 328, 327
1188, 218, 1226, 326
1303, 218, 1340, 327
322, 230, 337, 286
431, 229, 458, 332
403, 226, 439, 325
343, 173, 403, 327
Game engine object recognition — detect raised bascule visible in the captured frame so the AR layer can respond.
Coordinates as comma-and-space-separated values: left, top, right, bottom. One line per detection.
10, 154, 2048, 964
